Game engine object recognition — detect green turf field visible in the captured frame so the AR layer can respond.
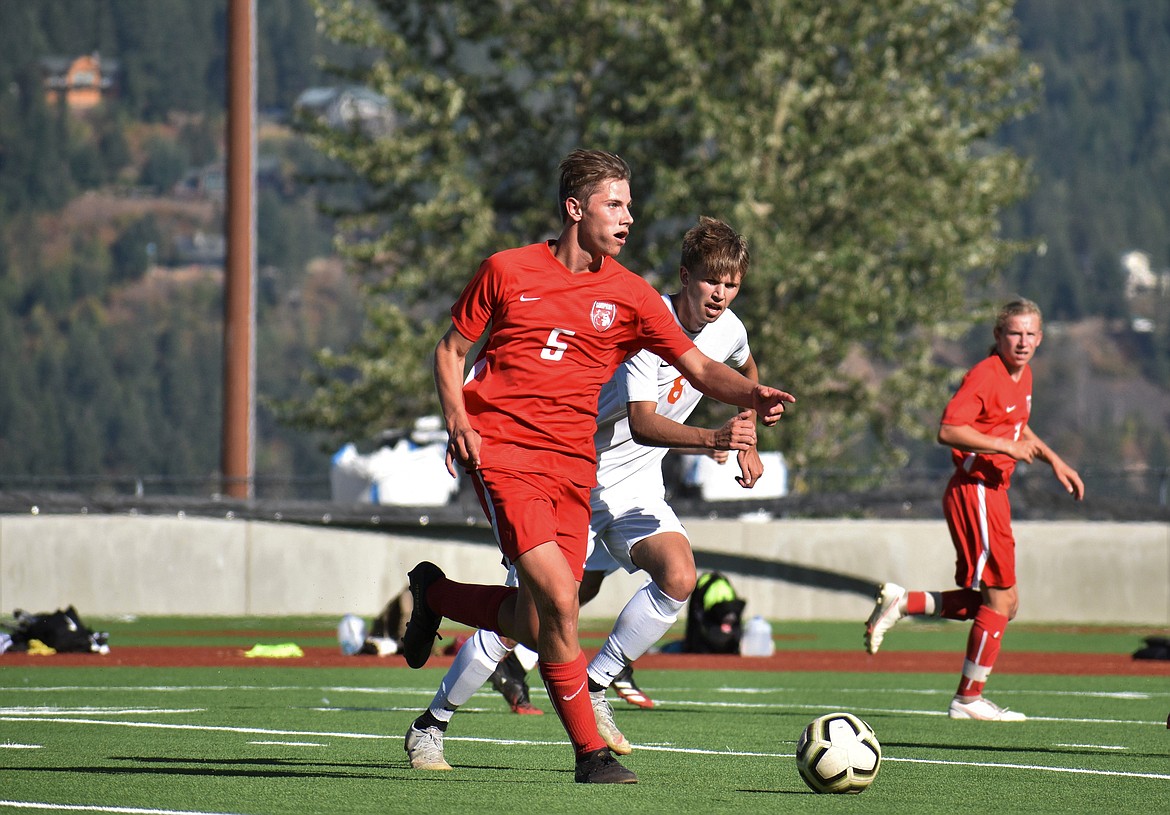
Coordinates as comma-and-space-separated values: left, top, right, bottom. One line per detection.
1, 617, 1167, 814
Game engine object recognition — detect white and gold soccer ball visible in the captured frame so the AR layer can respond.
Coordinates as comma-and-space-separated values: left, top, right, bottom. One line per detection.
795, 711, 882, 794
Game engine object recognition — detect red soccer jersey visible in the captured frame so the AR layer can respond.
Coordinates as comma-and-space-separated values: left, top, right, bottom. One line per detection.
940, 352, 1032, 488
451, 241, 696, 486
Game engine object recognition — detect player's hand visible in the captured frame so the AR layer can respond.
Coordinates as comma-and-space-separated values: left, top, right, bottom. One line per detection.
445, 426, 482, 476
1053, 461, 1085, 501
735, 446, 764, 488
753, 386, 796, 427
706, 449, 730, 464
712, 410, 757, 450
1004, 438, 1042, 463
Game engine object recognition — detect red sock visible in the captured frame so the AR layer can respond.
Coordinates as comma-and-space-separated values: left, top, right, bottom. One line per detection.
540, 652, 605, 757
427, 580, 515, 634
939, 589, 982, 621
906, 591, 928, 615
956, 606, 1008, 698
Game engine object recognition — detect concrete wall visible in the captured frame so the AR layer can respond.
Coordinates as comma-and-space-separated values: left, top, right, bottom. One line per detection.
683, 518, 1170, 626
1, 514, 1166, 624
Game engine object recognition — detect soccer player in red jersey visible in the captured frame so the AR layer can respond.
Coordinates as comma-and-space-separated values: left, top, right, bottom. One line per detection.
864, 298, 1084, 721
402, 149, 795, 783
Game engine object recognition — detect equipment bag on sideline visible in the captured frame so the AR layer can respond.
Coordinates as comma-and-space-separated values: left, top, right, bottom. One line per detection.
1133, 636, 1170, 660
684, 572, 747, 654
2, 606, 110, 654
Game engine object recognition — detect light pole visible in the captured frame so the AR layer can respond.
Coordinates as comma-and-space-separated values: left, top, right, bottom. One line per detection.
221, 0, 255, 499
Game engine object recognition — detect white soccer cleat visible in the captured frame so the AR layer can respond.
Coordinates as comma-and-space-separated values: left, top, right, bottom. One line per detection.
404, 724, 453, 770
948, 695, 1027, 722
590, 690, 632, 755
864, 582, 907, 655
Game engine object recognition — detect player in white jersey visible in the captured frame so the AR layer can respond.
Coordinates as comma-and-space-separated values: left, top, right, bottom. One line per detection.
405, 216, 767, 769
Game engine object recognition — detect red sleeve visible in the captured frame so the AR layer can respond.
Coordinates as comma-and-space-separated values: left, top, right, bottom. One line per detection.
450, 256, 502, 342
634, 284, 694, 364
941, 363, 990, 427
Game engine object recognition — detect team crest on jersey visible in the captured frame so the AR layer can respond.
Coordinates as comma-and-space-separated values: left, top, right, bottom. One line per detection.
591, 301, 617, 332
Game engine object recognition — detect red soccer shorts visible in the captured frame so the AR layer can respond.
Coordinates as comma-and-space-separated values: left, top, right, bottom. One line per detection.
942, 470, 1016, 589
470, 467, 591, 580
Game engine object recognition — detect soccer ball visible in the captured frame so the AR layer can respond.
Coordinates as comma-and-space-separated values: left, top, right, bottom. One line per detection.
336, 614, 368, 656
795, 712, 881, 794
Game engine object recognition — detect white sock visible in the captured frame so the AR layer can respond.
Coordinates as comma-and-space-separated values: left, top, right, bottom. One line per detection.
513, 643, 539, 672
587, 579, 685, 687
428, 629, 512, 722
923, 591, 941, 616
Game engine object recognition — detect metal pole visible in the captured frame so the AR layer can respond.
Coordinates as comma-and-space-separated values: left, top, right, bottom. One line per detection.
222, 0, 256, 499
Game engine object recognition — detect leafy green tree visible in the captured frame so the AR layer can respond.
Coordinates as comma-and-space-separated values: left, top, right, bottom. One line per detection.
139, 136, 188, 194
178, 116, 221, 168
110, 214, 162, 284
287, 0, 1038, 474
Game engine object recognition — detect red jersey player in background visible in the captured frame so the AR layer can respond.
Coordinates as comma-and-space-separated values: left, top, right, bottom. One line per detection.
402, 149, 795, 783
864, 298, 1084, 721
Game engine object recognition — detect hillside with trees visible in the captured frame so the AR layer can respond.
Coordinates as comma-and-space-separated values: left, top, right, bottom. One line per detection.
0, 0, 349, 494
1, 0, 1168, 506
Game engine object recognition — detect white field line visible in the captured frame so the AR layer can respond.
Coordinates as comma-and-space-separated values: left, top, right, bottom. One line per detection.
1, 699, 1159, 726
3, 714, 1168, 783
0, 802, 244, 815
877, 755, 1170, 781
0, 708, 203, 716
711, 687, 1165, 700
2, 685, 1161, 726
6, 683, 1166, 701
657, 700, 1164, 726
0, 717, 393, 740
0, 685, 407, 694
247, 741, 325, 747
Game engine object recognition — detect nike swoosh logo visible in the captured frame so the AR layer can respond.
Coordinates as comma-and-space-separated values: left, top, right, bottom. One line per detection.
520, 294, 541, 302
561, 680, 587, 702
1005, 405, 1017, 413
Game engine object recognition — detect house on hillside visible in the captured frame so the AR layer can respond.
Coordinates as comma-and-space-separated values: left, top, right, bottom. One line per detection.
1123, 250, 1164, 298
174, 157, 287, 202
41, 53, 119, 109
1122, 250, 1170, 334
173, 231, 225, 266
174, 163, 226, 202
293, 86, 394, 137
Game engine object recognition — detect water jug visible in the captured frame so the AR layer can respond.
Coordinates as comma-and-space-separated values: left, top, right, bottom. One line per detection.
740, 614, 775, 657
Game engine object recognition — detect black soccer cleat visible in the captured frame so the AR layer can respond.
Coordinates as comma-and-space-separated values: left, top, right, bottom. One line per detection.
402, 562, 445, 669
488, 652, 544, 715
574, 747, 637, 784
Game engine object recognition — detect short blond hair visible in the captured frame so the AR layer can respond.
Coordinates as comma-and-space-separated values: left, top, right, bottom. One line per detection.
995, 298, 1042, 334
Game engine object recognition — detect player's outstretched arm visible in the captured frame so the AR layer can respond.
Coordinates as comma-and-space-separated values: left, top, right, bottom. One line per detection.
673, 347, 794, 426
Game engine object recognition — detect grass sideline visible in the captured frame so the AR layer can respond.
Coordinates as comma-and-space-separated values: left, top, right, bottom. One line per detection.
0, 617, 1167, 814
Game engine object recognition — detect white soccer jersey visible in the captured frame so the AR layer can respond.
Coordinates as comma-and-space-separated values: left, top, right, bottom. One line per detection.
592, 295, 751, 497
585, 295, 750, 575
